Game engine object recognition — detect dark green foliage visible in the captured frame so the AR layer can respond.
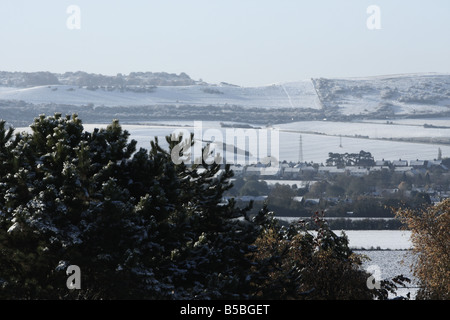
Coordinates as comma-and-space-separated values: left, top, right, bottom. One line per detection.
326, 150, 375, 168
239, 178, 269, 196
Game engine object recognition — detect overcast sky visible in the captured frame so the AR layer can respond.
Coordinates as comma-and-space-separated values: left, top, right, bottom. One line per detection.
1, 0, 449, 86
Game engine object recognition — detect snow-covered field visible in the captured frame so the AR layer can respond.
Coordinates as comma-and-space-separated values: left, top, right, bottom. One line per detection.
272, 119, 450, 162
16, 121, 448, 164
339, 230, 412, 250
274, 129, 450, 164
94, 122, 450, 164
293, 229, 412, 250
275, 120, 450, 140
362, 117, 450, 127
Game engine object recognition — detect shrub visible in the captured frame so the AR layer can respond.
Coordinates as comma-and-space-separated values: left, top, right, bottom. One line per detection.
395, 199, 450, 299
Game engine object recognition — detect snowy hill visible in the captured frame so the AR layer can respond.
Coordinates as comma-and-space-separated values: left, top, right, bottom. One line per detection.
1, 71, 450, 126
0, 70, 319, 109
0, 80, 319, 110
312, 73, 450, 117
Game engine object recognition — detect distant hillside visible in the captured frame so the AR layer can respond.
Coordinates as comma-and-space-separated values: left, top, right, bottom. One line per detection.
1, 71, 450, 126
312, 73, 450, 117
0, 79, 319, 110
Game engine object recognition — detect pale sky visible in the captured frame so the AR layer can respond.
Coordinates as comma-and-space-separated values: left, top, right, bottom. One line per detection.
1, 0, 449, 86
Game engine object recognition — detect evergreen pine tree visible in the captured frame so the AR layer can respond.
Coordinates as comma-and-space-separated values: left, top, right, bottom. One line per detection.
0, 114, 265, 299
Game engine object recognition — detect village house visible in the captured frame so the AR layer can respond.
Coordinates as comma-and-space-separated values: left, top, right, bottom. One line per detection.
317, 166, 346, 177
392, 160, 408, 167
282, 167, 302, 179
410, 160, 426, 168
375, 160, 391, 167
347, 167, 369, 177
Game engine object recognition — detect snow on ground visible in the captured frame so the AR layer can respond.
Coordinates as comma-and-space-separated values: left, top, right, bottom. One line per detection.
300, 230, 412, 250
278, 131, 449, 163
340, 230, 412, 250
0, 80, 319, 109
77, 123, 450, 163
275, 120, 450, 140
361, 250, 418, 298
313, 73, 450, 116
2, 73, 450, 117
16, 121, 449, 164
361, 117, 450, 127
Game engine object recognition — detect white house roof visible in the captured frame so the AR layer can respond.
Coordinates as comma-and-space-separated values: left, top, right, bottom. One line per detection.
392, 160, 408, 166
427, 160, 442, 167
260, 167, 281, 176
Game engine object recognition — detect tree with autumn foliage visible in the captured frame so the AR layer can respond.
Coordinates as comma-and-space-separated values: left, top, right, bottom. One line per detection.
395, 199, 450, 300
